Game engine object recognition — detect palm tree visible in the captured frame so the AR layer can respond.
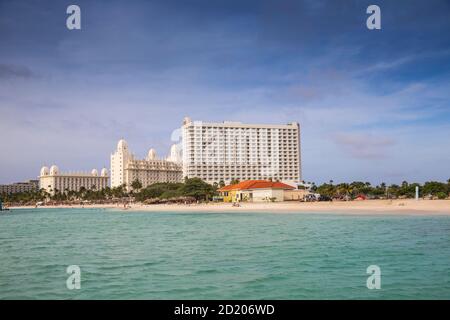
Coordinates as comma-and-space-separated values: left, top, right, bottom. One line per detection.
79, 187, 87, 200
338, 183, 353, 200
131, 179, 142, 192
104, 186, 112, 199
67, 190, 75, 201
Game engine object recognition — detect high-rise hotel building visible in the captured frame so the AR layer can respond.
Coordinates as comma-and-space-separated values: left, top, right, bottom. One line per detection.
181, 117, 301, 186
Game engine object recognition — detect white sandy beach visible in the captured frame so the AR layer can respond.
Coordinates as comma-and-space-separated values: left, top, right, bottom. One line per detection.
9, 199, 450, 215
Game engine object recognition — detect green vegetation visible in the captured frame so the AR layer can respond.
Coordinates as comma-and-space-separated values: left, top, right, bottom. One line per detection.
134, 182, 184, 201
311, 180, 450, 200
1, 178, 218, 205
130, 179, 143, 192
0, 185, 128, 205
230, 178, 240, 185
1, 178, 448, 206
133, 178, 215, 202
178, 177, 216, 201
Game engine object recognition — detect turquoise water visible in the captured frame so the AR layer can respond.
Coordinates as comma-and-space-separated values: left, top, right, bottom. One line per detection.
0, 208, 449, 299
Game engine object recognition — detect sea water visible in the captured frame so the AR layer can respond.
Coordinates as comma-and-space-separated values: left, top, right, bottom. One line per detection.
0, 208, 449, 299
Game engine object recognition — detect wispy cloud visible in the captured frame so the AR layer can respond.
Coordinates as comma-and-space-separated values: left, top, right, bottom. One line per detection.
0, 64, 36, 79
333, 133, 396, 159
358, 49, 450, 74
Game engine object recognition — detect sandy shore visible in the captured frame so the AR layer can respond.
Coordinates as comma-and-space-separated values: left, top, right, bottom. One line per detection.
9, 199, 450, 215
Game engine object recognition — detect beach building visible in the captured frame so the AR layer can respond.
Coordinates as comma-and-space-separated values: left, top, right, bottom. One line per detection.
39, 165, 109, 195
110, 139, 183, 191
283, 188, 310, 201
218, 180, 296, 202
181, 117, 301, 186
0, 180, 39, 195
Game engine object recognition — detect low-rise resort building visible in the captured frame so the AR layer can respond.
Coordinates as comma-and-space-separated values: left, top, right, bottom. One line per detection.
218, 180, 306, 202
0, 180, 39, 195
39, 165, 109, 195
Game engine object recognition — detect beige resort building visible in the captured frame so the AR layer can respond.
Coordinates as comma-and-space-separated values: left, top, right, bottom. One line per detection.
0, 180, 39, 195
110, 139, 183, 191
39, 165, 109, 195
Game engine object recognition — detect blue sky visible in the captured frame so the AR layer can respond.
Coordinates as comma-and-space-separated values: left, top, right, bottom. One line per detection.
0, 0, 449, 184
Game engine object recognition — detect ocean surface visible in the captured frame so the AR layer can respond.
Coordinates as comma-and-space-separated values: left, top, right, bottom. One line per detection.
0, 208, 449, 299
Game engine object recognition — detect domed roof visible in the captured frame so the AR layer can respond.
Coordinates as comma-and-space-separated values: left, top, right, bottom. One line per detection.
91, 169, 98, 176
40, 166, 49, 176
101, 168, 108, 177
183, 117, 192, 125
49, 165, 59, 175
147, 148, 157, 160
168, 144, 181, 162
117, 139, 128, 150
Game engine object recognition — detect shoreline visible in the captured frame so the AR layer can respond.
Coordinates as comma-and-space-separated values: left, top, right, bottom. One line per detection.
8, 199, 450, 215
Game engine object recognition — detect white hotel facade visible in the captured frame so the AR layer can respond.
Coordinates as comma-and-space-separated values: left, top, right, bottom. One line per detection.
181, 117, 301, 186
39, 165, 109, 195
110, 139, 183, 191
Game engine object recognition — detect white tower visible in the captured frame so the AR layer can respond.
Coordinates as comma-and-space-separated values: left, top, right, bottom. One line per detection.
147, 148, 157, 160
167, 144, 182, 163
110, 139, 130, 188
101, 168, 108, 177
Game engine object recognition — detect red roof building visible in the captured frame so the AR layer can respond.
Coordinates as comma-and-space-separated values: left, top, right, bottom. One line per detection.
218, 180, 295, 202
218, 180, 295, 192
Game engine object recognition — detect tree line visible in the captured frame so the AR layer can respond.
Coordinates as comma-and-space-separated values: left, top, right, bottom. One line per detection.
308, 180, 450, 200
1, 177, 217, 205
1, 178, 449, 205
